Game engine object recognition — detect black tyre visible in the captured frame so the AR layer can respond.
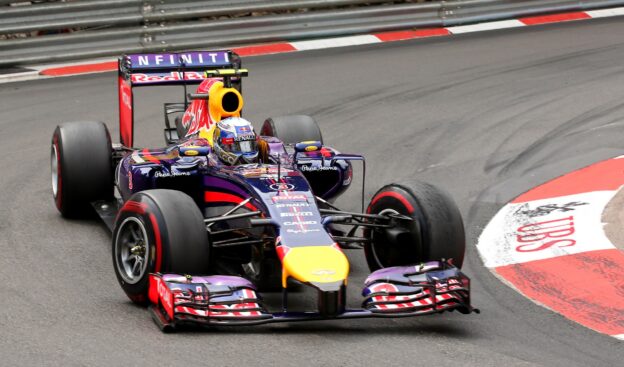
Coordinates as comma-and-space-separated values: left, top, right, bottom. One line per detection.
260, 115, 323, 144
51, 121, 113, 217
112, 190, 211, 304
364, 181, 465, 271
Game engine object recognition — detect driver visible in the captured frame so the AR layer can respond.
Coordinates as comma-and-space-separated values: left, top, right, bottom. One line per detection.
212, 117, 260, 165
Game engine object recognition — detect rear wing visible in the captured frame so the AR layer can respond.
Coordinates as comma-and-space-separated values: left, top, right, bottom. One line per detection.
117, 50, 241, 147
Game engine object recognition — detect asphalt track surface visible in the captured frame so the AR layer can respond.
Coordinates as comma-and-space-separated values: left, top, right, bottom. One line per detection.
1, 18, 623, 367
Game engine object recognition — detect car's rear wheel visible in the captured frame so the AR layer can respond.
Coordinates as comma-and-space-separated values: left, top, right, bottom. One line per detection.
364, 180, 465, 271
112, 190, 211, 304
260, 115, 323, 144
51, 121, 113, 217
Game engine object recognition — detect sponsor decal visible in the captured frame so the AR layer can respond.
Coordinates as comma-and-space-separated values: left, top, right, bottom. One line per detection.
283, 220, 317, 226
269, 183, 295, 191
300, 165, 338, 172
129, 51, 229, 68
235, 135, 255, 142
514, 201, 588, 218
240, 166, 294, 178
271, 194, 307, 202
235, 125, 252, 134
280, 211, 314, 217
275, 202, 309, 208
285, 228, 321, 234
128, 171, 133, 190
131, 71, 205, 84
515, 216, 575, 253
477, 191, 614, 268
154, 171, 192, 178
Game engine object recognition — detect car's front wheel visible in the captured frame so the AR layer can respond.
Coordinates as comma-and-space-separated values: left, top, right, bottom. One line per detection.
364, 180, 465, 271
112, 190, 211, 304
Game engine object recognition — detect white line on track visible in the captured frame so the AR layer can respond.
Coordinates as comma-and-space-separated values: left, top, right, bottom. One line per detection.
446, 20, 526, 34
585, 7, 624, 18
290, 35, 381, 51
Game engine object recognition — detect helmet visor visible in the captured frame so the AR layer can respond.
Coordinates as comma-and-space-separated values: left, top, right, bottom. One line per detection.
220, 137, 257, 155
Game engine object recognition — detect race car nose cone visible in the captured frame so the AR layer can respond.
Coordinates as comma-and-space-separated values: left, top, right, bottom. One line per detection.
281, 246, 349, 288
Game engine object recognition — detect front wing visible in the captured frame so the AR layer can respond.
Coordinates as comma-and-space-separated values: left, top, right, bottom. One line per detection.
148, 261, 478, 331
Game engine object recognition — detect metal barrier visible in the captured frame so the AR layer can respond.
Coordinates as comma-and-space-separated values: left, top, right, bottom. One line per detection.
1, 0, 623, 67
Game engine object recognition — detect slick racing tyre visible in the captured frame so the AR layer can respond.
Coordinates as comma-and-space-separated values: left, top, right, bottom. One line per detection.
51, 121, 113, 218
112, 190, 211, 305
364, 180, 465, 271
260, 115, 323, 144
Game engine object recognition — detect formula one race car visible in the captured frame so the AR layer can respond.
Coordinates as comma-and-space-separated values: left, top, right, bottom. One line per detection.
51, 50, 477, 330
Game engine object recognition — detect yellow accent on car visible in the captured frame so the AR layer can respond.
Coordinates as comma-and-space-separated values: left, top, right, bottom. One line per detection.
208, 81, 243, 124
281, 246, 349, 287
304, 145, 318, 152
183, 149, 199, 156
205, 68, 249, 77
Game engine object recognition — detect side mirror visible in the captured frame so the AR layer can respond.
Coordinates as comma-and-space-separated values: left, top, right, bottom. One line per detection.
294, 141, 322, 153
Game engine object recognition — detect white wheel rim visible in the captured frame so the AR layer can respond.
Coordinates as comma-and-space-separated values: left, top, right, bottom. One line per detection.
115, 217, 150, 284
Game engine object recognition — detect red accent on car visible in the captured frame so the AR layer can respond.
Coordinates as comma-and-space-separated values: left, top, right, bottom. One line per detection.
276, 245, 290, 261
204, 191, 258, 211
118, 75, 134, 147
368, 191, 415, 214
148, 275, 159, 304
149, 275, 174, 319
149, 213, 163, 273
121, 200, 146, 214
331, 243, 345, 254
320, 147, 333, 158
141, 149, 161, 164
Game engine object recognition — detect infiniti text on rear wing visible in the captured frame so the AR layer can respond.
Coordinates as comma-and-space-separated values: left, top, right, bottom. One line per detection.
117, 50, 241, 147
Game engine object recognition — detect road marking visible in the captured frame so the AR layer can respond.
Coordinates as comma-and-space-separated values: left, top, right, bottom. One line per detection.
585, 7, 624, 18
290, 35, 381, 51
447, 20, 525, 34
477, 157, 624, 339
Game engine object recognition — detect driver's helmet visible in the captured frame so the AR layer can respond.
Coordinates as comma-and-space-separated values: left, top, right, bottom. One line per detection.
213, 117, 259, 165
